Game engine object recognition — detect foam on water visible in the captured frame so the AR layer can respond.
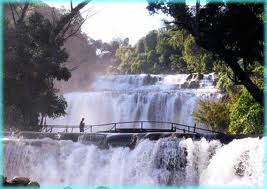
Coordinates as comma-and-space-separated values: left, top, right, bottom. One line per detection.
3, 137, 264, 186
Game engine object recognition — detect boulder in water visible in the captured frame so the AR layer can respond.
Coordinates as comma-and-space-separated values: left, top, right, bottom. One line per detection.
234, 150, 250, 177
11, 176, 30, 185
2, 176, 40, 187
188, 80, 200, 88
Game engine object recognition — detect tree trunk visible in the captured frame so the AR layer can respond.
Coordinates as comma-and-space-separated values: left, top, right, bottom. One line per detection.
39, 114, 44, 126
226, 58, 263, 106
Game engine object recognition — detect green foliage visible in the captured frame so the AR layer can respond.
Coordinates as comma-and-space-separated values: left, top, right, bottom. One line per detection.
216, 73, 237, 95
115, 28, 213, 74
4, 12, 71, 130
228, 89, 263, 135
144, 30, 158, 51
115, 45, 134, 74
194, 62, 263, 135
192, 99, 230, 132
183, 34, 206, 74
4, 106, 24, 130
193, 88, 263, 135
135, 39, 145, 54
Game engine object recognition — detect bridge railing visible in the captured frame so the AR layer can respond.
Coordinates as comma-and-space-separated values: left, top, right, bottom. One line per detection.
40, 121, 224, 135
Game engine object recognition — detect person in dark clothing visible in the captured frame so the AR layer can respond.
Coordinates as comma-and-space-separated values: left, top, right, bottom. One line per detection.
79, 118, 85, 132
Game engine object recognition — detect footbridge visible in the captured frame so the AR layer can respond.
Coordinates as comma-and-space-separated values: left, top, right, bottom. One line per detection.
40, 120, 223, 135
8, 121, 256, 148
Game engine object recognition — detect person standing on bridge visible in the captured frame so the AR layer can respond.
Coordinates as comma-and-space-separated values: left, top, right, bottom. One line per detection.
79, 118, 85, 132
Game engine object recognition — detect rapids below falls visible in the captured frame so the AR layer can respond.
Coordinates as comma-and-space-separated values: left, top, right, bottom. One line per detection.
3, 74, 265, 187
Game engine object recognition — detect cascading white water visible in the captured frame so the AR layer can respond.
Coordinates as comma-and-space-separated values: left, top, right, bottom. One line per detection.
3, 73, 264, 187
3, 137, 264, 186
47, 73, 222, 128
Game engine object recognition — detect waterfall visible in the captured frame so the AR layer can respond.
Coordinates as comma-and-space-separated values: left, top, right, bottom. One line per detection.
3, 137, 264, 186
47, 73, 222, 127
3, 73, 263, 187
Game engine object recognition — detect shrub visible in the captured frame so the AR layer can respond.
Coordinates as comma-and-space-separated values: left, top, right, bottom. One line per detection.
192, 98, 230, 132
228, 90, 263, 135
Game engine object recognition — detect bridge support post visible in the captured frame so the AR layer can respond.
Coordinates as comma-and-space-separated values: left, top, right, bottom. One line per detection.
194, 123, 196, 133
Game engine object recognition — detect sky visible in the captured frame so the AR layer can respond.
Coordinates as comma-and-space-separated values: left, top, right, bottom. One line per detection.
46, 1, 172, 45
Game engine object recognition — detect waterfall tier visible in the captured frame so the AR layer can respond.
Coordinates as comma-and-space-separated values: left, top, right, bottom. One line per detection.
3, 137, 263, 186
48, 73, 222, 127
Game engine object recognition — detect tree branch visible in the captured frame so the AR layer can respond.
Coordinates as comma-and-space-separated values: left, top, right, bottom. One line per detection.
9, 4, 17, 26
17, 3, 29, 24
70, 0, 73, 11
63, 18, 86, 41
53, 0, 91, 38
228, 74, 242, 85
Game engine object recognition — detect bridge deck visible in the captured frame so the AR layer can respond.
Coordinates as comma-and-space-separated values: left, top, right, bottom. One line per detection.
101, 128, 176, 133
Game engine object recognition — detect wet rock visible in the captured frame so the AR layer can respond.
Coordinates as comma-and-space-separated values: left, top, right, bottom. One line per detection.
197, 73, 204, 80
0, 175, 7, 184
106, 134, 133, 147
235, 162, 246, 177
143, 74, 158, 85
95, 186, 110, 189
28, 181, 40, 188
129, 134, 138, 149
2, 176, 40, 187
78, 134, 107, 148
144, 133, 164, 140
180, 82, 189, 89
186, 74, 193, 81
188, 80, 200, 88
207, 74, 213, 80
11, 176, 30, 185
234, 150, 250, 177
153, 139, 187, 172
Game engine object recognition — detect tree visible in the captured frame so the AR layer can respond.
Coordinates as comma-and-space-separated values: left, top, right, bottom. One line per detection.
114, 27, 213, 74
144, 30, 158, 51
147, 1, 263, 106
4, 1, 91, 130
